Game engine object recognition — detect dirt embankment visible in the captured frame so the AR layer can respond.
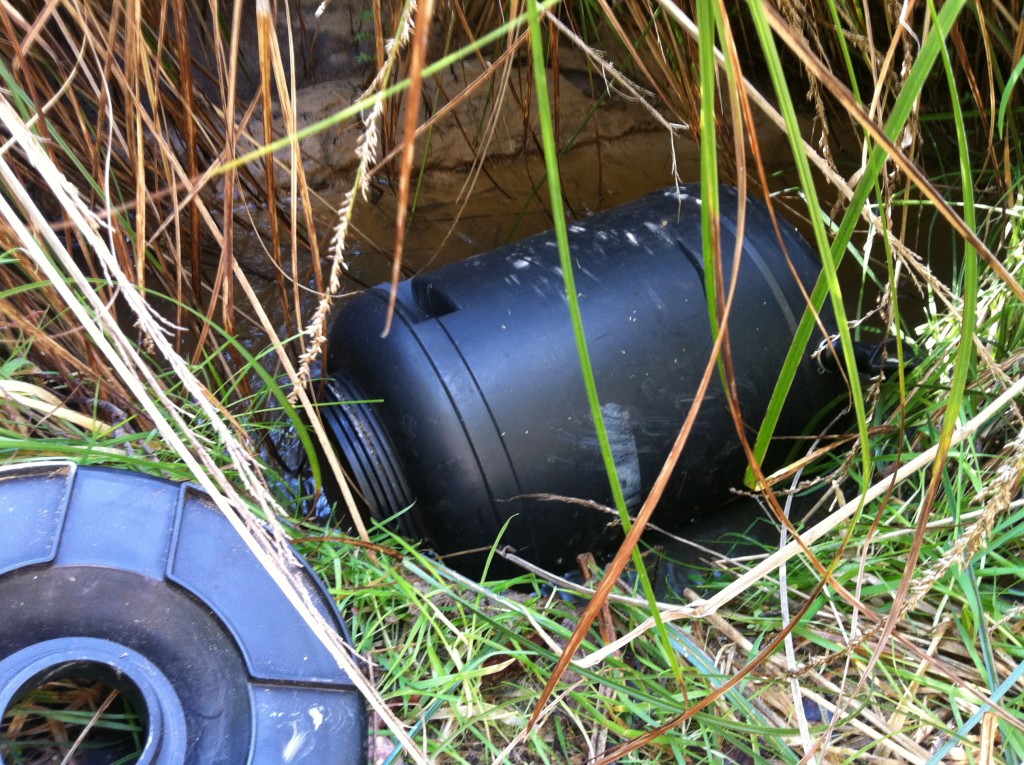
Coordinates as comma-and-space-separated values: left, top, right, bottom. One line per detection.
223, 1, 803, 281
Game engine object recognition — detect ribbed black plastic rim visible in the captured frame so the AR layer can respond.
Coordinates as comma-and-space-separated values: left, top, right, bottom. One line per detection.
321, 376, 418, 538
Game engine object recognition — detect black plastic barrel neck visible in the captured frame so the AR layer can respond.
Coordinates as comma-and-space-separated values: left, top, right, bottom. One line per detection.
320, 375, 417, 536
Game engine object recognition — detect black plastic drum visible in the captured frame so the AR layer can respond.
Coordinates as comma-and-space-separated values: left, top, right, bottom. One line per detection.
0, 461, 367, 764
321, 185, 845, 578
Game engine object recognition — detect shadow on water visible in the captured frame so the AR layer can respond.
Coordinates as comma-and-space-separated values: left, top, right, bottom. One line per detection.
646, 482, 838, 602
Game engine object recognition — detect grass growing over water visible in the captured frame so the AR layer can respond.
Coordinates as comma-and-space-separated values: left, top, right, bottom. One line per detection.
2, 1, 1024, 762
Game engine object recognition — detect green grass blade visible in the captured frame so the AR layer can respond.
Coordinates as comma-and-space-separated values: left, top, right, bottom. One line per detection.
742, 0, 871, 491
997, 52, 1024, 139
745, 0, 970, 486
697, 0, 721, 332
525, 0, 628, 532
526, 0, 683, 686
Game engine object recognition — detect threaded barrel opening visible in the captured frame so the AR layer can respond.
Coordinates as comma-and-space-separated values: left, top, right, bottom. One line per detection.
318, 376, 418, 538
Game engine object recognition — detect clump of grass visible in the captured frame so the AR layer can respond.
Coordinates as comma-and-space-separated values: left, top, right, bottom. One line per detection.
2, 679, 144, 765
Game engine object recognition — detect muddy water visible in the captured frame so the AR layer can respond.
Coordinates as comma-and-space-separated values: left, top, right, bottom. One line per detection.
341, 128, 697, 284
